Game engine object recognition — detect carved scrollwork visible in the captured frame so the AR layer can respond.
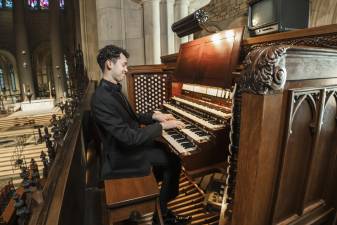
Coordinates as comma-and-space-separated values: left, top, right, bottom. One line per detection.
240, 46, 289, 95
244, 34, 337, 53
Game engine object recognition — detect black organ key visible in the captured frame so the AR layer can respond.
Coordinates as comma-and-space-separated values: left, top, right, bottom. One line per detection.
182, 143, 194, 148
177, 138, 189, 143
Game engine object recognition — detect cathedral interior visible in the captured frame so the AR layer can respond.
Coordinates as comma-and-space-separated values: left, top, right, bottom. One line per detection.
1, 0, 337, 225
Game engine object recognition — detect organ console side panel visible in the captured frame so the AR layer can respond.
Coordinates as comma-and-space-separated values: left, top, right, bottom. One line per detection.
231, 93, 286, 225
232, 46, 337, 225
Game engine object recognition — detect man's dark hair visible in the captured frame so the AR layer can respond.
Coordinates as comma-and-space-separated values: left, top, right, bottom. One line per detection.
97, 45, 129, 72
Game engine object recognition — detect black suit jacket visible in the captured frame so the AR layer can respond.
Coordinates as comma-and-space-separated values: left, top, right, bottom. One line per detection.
91, 79, 162, 179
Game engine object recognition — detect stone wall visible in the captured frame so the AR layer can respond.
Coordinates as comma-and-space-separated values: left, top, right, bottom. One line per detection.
96, 0, 145, 66
203, 0, 248, 30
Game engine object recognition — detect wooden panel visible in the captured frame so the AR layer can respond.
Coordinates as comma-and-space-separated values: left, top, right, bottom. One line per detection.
285, 48, 337, 81
175, 27, 243, 88
232, 86, 337, 225
161, 53, 178, 75
104, 173, 159, 208
303, 90, 337, 210
273, 91, 319, 223
269, 88, 337, 225
107, 200, 156, 224
175, 41, 203, 84
232, 93, 285, 225
197, 35, 233, 86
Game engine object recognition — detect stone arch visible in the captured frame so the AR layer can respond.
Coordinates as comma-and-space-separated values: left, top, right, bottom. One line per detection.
0, 50, 20, 93
31, 42, 52, 97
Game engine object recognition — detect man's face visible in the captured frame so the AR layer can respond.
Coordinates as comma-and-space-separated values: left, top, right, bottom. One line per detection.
109, 53, 128, 83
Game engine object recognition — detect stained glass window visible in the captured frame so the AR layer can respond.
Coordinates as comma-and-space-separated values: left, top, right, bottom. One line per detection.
0, 0, 13, 9
60, 0, 64, 9
5, 0, 12, 8
40, 0, 48, 9
64, 56, 69, 76
28, 0, 39, 9
27, 0, 64, 10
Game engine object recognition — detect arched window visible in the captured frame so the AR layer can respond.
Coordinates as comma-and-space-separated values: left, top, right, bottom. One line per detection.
0, 0, 13, 9
9, 65, 16, 91
64, 55, 69, 77
0, 68, 5, 90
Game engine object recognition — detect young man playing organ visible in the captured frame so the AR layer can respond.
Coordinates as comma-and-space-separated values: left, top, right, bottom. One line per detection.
91, 45, 191, 225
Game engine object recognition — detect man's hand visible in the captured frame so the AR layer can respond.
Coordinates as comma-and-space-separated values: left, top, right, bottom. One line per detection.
160, 120, 185, 130
152, 111, 175, 122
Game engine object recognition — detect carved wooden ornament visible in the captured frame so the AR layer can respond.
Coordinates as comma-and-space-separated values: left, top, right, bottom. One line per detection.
241, 46, 289, 94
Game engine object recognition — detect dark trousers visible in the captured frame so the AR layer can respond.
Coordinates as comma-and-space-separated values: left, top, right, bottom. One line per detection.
145, 142, 181, 214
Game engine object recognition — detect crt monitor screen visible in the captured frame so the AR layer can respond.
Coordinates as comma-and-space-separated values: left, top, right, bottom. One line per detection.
251, 0, 276, 28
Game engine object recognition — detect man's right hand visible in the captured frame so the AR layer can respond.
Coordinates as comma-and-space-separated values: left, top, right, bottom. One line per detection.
160, 120, 185, 130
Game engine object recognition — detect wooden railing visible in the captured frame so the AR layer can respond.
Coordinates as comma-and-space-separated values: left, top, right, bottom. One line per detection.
28, 81, 96, 225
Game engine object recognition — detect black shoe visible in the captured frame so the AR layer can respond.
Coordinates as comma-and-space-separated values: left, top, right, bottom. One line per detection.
152, 209, 192, 225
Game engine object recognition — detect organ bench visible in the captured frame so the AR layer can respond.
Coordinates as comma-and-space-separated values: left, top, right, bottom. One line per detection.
104, 172, 163, 225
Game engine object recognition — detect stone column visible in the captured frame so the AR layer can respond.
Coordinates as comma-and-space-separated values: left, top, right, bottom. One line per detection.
188, 5, 195, 42
143, 0, 161, 64
13, 0, 35, 99
63, 0, 75, 78
160, 0, 175, 55
49, 0, 66, 101
174, 0, 190, 51
166, 0, 176, 54
80, 0, 99, 80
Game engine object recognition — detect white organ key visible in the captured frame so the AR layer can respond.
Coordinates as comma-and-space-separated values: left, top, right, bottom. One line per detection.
162, 130, 195, 155
225, 91, 230, 99
163, 103, 225, 130
175, 120, 210, 143
180, 128, 210, 143
171, 96, 231, 119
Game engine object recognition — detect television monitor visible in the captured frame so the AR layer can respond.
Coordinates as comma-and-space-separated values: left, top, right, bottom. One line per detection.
248, 0, 309, 36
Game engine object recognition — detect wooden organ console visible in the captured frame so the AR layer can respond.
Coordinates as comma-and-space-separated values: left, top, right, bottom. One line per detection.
20, 25, 337, 225
128, 28, 243, 175
126, 24, 337, 225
